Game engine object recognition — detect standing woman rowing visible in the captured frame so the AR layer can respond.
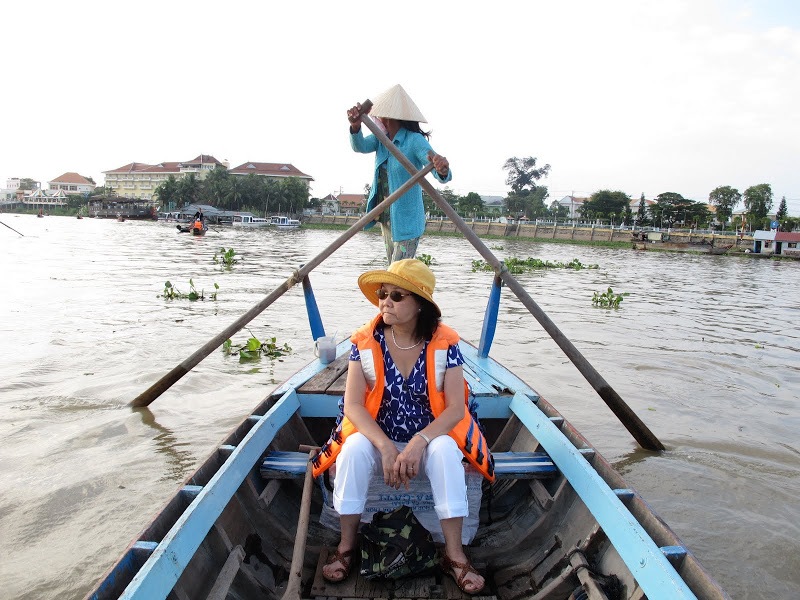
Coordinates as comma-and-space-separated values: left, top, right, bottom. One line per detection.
348, 84, 451, 264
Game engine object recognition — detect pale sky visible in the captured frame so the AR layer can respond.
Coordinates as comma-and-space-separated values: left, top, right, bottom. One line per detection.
4, 0, 800, 215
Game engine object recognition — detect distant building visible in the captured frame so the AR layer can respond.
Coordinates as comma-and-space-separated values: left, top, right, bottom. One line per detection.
319, 193, 365, 215
21, 188, 69, 207
6, 177, 41, 191
480, 195, 505, 214
557, 195, 589, 218
228, 162, 313, 187
48, 172, 96, 196
103, 155, 225, 201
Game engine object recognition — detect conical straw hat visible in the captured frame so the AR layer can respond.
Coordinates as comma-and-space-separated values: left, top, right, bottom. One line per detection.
370, 84, 427, 123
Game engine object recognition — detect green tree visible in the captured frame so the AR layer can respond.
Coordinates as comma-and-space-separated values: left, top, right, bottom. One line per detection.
583, 190, 630, 224
505, 187, 549, 219
708, 185, 741, 226
776, 196, 788, 220
649, 192, 689, 227
549, 200, 569, 220
176, 173, 200, 207
502, 156, 551, 193
502, 156, 551, 219
154, 175, 180, 210
743, 183, 773, 221
225, 176, 243, 211
459, 192, 484, 216
19, 178, 38, 191
279, 177, 310, 215
623, 204, 633, 226
635, 193, 649, 226
201, 165, 231, 208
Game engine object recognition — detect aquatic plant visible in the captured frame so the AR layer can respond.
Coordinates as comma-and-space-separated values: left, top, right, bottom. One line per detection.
161, 279, 219, 301
471, 257, 599, 274
213, 247, 238, 268
223, 330, 292, 361
592, 287, 624, 308
417, 253, 436, 266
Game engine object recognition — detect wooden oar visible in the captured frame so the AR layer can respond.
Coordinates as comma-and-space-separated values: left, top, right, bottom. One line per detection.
130, 162, 433, 407
355, 101, 665, 452
0, 220, 25, 237
281, 445, 320, 600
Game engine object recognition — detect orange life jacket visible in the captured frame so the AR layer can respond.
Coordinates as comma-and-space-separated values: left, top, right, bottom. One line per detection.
312, 315, 494, 481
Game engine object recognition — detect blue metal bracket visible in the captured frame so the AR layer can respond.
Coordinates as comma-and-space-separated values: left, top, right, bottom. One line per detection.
301, 268, 326, 341
478, 275, 502, 358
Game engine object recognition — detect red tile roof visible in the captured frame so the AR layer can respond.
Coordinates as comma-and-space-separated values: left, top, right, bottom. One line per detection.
336, 194, 365, 208
50, 172, 93, 184
181, 155, 223, 166
103, 156, 222, 174
229, 162, 312, 179
776, 232, 800, 242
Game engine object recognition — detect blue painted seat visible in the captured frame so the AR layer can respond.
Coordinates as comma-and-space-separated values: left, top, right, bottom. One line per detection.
260, 450, 558, 480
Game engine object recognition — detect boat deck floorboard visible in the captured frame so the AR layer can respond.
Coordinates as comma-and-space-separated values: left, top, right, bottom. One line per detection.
310, 548, 497, 600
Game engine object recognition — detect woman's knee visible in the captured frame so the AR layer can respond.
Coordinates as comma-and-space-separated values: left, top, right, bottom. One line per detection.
425, 435, 463, 466
338, 432, 378, 465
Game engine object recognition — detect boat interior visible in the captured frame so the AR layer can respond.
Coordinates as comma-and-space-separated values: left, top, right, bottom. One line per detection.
89, 342, 727, 600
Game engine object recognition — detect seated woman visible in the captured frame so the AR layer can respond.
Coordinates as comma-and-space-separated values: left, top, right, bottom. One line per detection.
312, 259, 494, 595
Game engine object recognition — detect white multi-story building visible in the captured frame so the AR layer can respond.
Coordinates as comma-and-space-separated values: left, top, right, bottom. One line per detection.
48, 172, 96, 196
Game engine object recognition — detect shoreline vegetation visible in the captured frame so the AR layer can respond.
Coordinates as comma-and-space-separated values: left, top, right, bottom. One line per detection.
302, 215, 756, 254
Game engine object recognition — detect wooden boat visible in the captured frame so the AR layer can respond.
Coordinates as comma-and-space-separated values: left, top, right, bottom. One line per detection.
86, 332, 730, 600
176, 223, 207, 235
85, 105, 729, 600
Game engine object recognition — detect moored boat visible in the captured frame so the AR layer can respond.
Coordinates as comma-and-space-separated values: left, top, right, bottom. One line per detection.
233, 214, 270, 227
270, 215, 301, 229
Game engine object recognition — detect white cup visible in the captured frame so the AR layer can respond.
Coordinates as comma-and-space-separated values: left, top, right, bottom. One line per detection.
314, 335, 337, 364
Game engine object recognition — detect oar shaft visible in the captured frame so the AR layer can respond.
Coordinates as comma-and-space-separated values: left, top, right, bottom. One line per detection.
281, 446, 320, 600
0, 220, 25, 237
130, 163, 432, 408
358, 107, 665, 452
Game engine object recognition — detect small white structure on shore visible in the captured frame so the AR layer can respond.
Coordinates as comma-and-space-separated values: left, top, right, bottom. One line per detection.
752, 230, 800, 256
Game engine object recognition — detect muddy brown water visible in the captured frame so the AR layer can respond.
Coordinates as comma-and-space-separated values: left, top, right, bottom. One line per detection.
0, 215, 797, 599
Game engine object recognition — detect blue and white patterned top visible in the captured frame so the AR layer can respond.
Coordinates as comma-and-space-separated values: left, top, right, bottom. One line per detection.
349, 326, 464, 442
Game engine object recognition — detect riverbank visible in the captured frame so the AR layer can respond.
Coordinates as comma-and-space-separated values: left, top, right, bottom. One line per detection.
303, 214, 753, 253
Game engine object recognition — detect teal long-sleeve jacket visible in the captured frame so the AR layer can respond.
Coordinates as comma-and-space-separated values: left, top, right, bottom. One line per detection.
351, 127, 452, 242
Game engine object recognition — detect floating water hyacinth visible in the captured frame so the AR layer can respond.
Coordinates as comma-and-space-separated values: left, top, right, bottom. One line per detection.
471, 257, 599, 273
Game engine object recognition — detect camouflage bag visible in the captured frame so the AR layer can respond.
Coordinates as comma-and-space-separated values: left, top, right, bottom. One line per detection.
359, 505, 439, 580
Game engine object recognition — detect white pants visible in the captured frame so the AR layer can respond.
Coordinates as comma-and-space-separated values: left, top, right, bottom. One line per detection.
332, 432, 468, 521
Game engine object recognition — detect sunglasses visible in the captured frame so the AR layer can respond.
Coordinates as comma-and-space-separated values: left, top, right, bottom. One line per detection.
376, 289, 413, 302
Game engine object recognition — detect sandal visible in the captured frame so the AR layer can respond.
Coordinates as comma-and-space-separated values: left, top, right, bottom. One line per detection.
441, 553, 485, 595
322, 548, 354, 583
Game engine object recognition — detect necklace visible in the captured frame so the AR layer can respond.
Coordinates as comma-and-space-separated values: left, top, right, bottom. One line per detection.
391, 327, 422, 350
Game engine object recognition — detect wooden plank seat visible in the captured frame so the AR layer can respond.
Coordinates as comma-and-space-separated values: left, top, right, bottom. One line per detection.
260, 450, 558, 480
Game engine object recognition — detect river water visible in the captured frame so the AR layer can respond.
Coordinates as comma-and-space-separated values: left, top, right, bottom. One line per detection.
0, 215, 797, 599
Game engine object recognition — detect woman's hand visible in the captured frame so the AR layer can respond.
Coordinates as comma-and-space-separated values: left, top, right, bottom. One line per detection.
392, 436, 427, 490
347, 103, 363, 133
427, 150, 450, 178
379, 443, 401, 488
